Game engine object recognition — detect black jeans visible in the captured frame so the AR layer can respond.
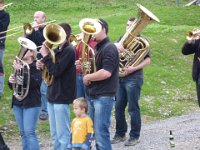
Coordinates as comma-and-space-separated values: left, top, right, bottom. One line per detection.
0, 133, 9, 150
196, 74, 200, 107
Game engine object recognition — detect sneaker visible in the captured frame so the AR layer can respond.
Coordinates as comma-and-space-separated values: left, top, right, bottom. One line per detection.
124, 137, 140, 146
111, 135, 126, 144
39, 114, 48, 121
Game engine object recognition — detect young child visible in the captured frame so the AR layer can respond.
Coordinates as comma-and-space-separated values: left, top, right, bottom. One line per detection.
68, 97, 94, 150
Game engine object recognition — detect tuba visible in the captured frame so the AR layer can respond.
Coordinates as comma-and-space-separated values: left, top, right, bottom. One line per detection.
13, 37, 37, 101
79, 18, 102, 75
41, 23, 66, 86
118, 4, 160, 77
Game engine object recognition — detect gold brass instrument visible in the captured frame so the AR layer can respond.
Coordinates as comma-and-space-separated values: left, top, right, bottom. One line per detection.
79, 18, 101, 75
118, 4, 160, 77
186, 29, 200, 41
41, 23, 66, 86
13, 37, 37, 101
0, 20, 56, 40
69, 34, 80, 47
0, 2, 13, 11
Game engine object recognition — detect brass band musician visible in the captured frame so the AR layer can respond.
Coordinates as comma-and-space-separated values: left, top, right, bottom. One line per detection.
0, 0, 10, 97
182, 29, 200, 107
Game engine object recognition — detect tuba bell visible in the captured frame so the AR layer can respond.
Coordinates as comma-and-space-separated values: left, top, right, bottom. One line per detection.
41, 23, 66, 86
13, 37, 37, 101
118, 4, 160, 77
79, 18, 102, 75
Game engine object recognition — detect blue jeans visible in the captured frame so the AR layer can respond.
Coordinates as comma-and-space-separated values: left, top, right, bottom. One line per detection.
115, 76, 143, 139
88, 96, 114, 150
12, 105, 40, 150
76, 74, 85, 98
47, 102, 70, 150
40, 81, 48, 116
0, 48, 5, 95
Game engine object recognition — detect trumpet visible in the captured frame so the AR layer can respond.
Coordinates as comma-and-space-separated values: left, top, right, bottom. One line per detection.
0, 20, 56, 40
0, 2, 13, 11
186, 29, 200, 41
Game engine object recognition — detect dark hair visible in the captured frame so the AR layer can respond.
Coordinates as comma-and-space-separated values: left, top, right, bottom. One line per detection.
0, 0, 4, 4
98, 18, 108, 34
128, 17, 136, 22
73, 97, 88, 113
59, 23, 72, 40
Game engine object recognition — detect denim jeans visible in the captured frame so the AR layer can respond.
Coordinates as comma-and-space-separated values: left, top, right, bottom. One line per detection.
40, 81, 48, 116
47, 102, 70, 150
88, 96, 114, 150
76, 74, 85, 98
12, 105, 40, 150
115, 76, 143, 139
196, 74, 200, 107
0, 48, 5, 95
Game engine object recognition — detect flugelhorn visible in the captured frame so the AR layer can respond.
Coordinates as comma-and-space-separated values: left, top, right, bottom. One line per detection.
41, 23, 66, 85
0, 2, 13, 11
0, 20, 56, 40
79, 18, 101, 75
12, 37, 37, 101
186, 29, 200, 41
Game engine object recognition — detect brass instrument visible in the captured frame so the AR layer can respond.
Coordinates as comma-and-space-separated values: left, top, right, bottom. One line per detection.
186, 29, 200, 41
0, 20, 56, 40
42, 23, 66, 86
13, 37, 37, 101
0, 2, 13, 11
118, 4, 160, 77
69, 34, 80, 47
79, 18, 102, 75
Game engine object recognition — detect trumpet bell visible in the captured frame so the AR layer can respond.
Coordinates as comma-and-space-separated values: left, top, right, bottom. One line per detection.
23, 23, 33, 35
79, 18, 102, 35
43, 23, 66, 46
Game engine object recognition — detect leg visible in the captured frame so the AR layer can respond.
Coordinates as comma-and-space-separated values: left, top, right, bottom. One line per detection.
23, 107, 40, 150
92, 96, 114, 150
196, 75, 200, 107
39, 81, 48, 120
126, 77, 143, 139
12, 105, 27, 150
0, 48, 5, 96
114, 79, 128, 137
76, 74, 86, 98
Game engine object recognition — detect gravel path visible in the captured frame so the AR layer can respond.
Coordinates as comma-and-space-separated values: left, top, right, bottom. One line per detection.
6, 110, 200, 150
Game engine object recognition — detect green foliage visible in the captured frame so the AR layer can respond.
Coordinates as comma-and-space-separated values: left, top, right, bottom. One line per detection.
0, 0, 199, 134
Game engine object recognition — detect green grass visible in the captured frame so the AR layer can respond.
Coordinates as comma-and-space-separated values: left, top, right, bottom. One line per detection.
1, 0, 199, 135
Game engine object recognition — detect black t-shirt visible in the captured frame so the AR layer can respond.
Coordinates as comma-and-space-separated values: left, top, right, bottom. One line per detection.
86, 37, 119, 98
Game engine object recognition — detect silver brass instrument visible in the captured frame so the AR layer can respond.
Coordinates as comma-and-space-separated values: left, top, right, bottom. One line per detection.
118, 4, 160, 77
42, 23, 66, 86
13, 37, 37, 101
79, 18, 101, 75
186, 29, 200, 41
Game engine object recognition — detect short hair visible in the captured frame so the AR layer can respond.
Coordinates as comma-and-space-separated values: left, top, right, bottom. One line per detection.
128, 17, 136, 22
73, 97, 88, 113
59, 23, 72, 40
98, 18, 108, 34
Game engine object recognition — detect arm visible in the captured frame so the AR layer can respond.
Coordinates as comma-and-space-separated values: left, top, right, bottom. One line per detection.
182, 39, 200, 55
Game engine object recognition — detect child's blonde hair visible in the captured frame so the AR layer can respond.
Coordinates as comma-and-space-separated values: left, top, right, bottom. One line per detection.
73, 97, 88, 113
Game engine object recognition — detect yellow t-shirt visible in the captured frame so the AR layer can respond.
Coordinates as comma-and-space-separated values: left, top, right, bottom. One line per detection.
71, 116, 94, 144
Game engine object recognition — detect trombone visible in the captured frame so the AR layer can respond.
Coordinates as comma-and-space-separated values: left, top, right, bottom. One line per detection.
0, 2, 13, 11
0, 20, 56, 40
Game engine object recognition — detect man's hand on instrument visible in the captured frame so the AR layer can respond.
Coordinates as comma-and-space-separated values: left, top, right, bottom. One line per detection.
83, 74, 91, 86
36, 59, 44, 70
75, 59, 82, 70
9, 74, 16, 84
13, 59, 22, 71
40, 44, 49, 57
123, 66, 136, 75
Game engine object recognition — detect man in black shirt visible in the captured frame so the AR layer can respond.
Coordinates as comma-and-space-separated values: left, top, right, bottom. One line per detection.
0, 0, 10, 97
83, 18, 119, 150
182, 29, 200, 107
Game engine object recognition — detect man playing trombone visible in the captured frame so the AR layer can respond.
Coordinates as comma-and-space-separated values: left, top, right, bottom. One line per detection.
25, 11, 48, 121
0, 0, 10, 97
